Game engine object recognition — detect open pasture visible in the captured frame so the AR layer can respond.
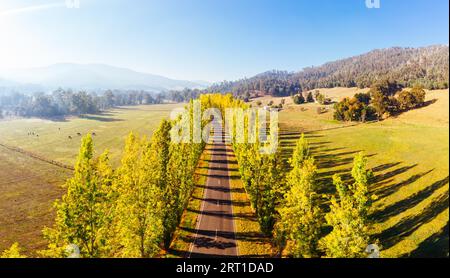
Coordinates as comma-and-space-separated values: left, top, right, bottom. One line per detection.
0, 104, 182, 166
278, 88, 449, 257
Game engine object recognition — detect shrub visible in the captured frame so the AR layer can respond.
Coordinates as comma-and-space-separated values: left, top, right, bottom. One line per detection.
306, 92, 314, 103
397, 86, 426, 111
293, 94, 305, 104
334, 97, 375, 122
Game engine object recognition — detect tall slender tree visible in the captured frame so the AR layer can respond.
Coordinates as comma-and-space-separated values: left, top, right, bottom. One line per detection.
113, 133, 164, 258
320, 153, 374, 258
41, 135, 113, 258
276, 156, 322, 258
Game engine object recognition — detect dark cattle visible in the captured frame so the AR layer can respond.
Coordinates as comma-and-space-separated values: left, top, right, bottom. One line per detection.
92, 132, 96, 136
68, 136, 72, 139
77, 133, 81, 136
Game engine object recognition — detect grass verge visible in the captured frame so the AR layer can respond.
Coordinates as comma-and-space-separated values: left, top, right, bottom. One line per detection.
164, 145, 212, 257
227, 145, 274, 257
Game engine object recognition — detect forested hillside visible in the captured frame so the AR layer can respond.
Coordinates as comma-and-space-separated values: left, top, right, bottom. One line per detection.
202, 45, 449, 99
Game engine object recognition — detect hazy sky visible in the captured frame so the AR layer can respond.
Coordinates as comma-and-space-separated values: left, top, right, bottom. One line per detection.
0, 0, 448, 82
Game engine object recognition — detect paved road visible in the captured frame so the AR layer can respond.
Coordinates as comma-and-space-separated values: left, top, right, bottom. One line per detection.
188, 132, 238, 258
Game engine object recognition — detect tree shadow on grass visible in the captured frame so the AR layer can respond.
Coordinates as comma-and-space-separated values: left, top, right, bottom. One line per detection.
372, 164, 418, 185
376, 191, 449, 250
79, 114, 124, 122
372, 169, 435, 199
407, 221, 449, 258
372, 176, 448, 222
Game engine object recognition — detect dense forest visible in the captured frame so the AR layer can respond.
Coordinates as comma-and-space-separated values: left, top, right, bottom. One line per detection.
204, 45, 449, 99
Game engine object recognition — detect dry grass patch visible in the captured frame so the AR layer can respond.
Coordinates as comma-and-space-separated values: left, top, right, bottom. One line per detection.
227, 146, 274, 257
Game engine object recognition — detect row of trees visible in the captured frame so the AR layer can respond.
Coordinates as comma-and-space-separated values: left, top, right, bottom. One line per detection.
204, 94, 376, 258
0, 89, 163, 118
275, 135, 375, 257
334, 82, 427, 122
35, 100, 208, 258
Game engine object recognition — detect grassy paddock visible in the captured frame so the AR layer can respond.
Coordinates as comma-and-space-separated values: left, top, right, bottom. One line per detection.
0, 146, 71, 255
0, 104, 182, 166
277, 88, 449, 258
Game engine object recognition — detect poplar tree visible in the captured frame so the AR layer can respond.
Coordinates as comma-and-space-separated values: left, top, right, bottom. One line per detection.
320, 153, 374, 258
289, 133, 310, 168
113, 133, 164, 258
41, 135, 113, 258
277, 157, 322, 258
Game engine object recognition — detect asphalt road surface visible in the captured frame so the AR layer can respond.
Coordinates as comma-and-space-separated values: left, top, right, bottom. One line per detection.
188, 131, 238, 258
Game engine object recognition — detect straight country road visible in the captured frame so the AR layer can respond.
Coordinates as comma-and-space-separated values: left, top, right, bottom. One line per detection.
188, 131, 238, 258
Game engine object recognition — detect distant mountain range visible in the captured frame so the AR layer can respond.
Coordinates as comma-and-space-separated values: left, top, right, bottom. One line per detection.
0, 63, 210, 94
1, 45, 448, 97
205, 45, 449, 97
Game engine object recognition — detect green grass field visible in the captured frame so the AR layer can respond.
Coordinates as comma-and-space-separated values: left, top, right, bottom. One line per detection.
0, 104, 181, 255
278, 88, 449, 258
0, 104, 182, 166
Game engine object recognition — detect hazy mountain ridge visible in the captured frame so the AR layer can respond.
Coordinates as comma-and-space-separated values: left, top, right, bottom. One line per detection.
0, 63, 209, 94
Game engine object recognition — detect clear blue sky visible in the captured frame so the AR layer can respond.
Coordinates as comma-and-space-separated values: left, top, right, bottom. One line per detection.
1, 0, 448, 82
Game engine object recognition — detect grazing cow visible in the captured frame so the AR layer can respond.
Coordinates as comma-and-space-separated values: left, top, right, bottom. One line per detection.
68, 136, 72, 139
77, 133, 81, 136
92, 132, 96, 136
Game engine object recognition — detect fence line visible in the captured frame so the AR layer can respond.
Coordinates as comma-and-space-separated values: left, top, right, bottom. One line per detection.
0, 143, 74, 171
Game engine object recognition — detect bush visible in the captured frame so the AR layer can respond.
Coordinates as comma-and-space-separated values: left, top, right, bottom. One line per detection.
315, 92, 326, 105
397, 86, 426, 111
354, 93, 371, 105
306, 92, 314, 102
293, 94, 305, 104
334, 97, 375, 122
